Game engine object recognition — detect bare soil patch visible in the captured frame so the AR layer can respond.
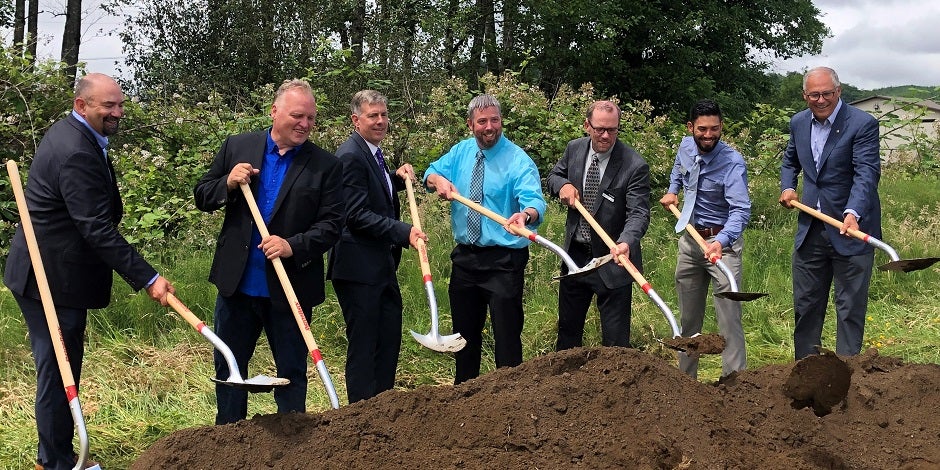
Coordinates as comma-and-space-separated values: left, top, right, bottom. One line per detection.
133, 347, 940, 469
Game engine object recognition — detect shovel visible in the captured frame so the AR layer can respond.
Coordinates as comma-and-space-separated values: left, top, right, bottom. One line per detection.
239, 183, 341, 409
789, 200, 939, 273
572, 200, 725, 355
166, 292, 290, 392
450, 193, 612, 278
666, 204, 768, 301
7, 160, 101, 470
404, 178, 467, 352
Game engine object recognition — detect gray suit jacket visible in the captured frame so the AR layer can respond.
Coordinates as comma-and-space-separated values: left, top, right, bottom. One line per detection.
780, 102, 881, 256
547, 137, 651, 289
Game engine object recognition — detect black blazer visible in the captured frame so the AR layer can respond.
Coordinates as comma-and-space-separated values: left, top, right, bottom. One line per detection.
193, 130, 345, 311
327, 132, 411, 285
4, 114, 157, 309
547, 137, 651, 289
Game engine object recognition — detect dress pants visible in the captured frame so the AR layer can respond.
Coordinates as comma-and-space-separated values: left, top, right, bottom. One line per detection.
15, 292, 86, 470
212, 292, 310, 424
334, 278, 402, 403
556, 241, 632, 350
674, 234, 746, 378
449, 244, 528, 384
792, 219, 874, 359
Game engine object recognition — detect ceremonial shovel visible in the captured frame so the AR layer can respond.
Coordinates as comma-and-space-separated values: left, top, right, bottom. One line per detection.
666, 203, 768, 301
239, 183, 340, 409
7, 160, 102, 470
404, 178, 467, 352
790, 200, 939, 273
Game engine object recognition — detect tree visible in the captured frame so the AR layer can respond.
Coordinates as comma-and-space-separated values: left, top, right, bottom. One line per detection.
61, 0, 81, 84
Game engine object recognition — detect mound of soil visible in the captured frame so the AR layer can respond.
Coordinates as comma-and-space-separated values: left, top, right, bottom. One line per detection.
133, 348, 940, 469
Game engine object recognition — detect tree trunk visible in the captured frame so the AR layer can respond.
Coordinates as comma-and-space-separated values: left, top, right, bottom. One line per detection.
61, 0, 82, 84
13, 0, 25, 52
350, 0, 366, 65
26, 0, 39, 62
500, 0, 518, 72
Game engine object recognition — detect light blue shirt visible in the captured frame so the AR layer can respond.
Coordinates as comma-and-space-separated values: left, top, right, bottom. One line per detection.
237, 131, 298, 297
424, 134, 546, 248
667, 136, 751, 247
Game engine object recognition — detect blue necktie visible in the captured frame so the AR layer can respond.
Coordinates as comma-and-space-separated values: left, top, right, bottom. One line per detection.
468, 150, 485, 244
374, 147, 392, 198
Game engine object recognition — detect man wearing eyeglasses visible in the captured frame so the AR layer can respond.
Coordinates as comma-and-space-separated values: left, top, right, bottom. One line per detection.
779, 66, 881, 360
660, 99, 751, 379
547, 100, 651, 350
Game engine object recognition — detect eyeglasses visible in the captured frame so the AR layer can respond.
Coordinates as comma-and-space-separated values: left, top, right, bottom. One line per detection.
587, 121, 620, 135
804, 89, 838, 101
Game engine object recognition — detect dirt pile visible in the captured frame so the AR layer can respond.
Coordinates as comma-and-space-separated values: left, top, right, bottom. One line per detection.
133, 347, 940, 469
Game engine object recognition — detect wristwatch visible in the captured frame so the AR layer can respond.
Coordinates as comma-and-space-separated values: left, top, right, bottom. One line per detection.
524, 212, 532, 224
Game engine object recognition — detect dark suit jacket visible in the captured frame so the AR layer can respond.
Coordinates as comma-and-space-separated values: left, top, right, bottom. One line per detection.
547, 137, 651, 289
327, 132, 411, 285
193, 129, 345, 311
4, 114, 157, 309
780, 102, 882, 256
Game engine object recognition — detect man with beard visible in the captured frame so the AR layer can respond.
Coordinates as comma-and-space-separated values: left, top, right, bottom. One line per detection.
328, 90, 426, 403
4, 73, 175, 469
659, 99, 751, 379
547, 100, 651, 350
423, 94, 546, 384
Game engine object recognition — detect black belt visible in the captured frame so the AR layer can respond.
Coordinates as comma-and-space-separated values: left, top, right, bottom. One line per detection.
694, 225, 723, 238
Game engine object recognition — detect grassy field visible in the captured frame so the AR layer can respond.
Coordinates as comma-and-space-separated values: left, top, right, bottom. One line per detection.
1, 170, 938, 467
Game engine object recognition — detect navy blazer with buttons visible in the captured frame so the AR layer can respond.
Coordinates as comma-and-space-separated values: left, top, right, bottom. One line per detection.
193, 129, 345, 311
780, 102, 882, 256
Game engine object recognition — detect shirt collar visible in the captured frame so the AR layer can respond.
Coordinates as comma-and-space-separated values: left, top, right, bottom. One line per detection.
589, 142, 613, 163
814, 99, 843, 126
356, 131, 380, 157
266, 129, 301, 158
71, 110, 109, 151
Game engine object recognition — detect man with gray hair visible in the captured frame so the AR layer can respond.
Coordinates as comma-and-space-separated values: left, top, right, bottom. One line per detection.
195, 79, 344, 421
424, 93, 546, 384
328, 90, 426, 402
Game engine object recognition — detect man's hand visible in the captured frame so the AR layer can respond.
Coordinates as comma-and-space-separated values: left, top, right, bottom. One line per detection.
408, 226, 428, 249
426, 174, 458, 200
146, 276, 175, 306
659, 193, 678, 211
396, 163, 415, 181
703, 240, 723, 262
558, 183, 580, 207
504, 211, 528, 235
259, 235, 293, 260
778, 188, 798, 208
611, 242, 630, 266
226, 163, 259, 190
841, 213, 859, 235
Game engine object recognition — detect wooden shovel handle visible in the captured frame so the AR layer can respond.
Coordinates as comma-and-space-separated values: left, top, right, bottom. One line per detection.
572, 199, 647, 286
404, 178, 432, 278
450, 193, 534, 239
6, 160, 79, 397
789, 199, 868, 241
667, 203, 720, 264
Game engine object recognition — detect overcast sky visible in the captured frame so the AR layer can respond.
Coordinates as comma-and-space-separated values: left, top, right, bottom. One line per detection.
8, 1, 940, 90
773, 0, 940, 89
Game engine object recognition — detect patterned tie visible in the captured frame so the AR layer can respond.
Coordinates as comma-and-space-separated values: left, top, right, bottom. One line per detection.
467, 150, 485, 244
675, 155, 702, 232
578, 153, 600, 241
374, 147, 392, 198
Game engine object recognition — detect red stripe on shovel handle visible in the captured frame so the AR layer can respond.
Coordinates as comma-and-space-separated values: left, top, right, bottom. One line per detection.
423, 274, 432, 282
310, 349, 323, 363
527, 233, 537, 241
66, 384, 78, 401
640, 283, 652, 294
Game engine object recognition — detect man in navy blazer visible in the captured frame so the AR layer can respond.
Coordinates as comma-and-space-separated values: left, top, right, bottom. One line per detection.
779, 66, 881, 359
194, 79, 344, 423
547, 100, 651, 349
327, 90, 425, 403
4, 73, 174, 470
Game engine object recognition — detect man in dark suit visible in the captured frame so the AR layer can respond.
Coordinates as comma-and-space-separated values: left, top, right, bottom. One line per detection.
779, 66, 881, 359
546, 100, 651, 349
327, 90, 426, 403
4, 73, 174, 470
194, 79, 344, 423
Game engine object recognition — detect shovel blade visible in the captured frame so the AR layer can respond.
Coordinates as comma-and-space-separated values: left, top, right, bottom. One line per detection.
878, 257, 940, 273
410, 330, 467, 353
714, 291, 769, 301
212, 374, 290, 393
553, 254, 614, 280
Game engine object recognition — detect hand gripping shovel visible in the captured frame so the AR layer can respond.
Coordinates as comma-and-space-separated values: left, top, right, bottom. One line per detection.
666, 203, 768, 301
404, 179, 467, 352
166, 292, 289, 392
573, 200, 725, 355
7, 160, 102, 470
790, 200, 939, 273
239, 183, 340, 409
449, 193, 612, 277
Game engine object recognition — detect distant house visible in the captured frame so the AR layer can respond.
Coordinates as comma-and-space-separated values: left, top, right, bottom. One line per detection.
850, 95, 940, 161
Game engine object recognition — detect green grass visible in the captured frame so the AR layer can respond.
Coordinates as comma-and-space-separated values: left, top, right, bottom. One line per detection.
2, 170, 939, 467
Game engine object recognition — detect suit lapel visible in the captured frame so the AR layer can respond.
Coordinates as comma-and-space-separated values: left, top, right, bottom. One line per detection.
355, 132, 393, 205
817, 106, 848, 173
598, 141, 624, 200
570, 139, 589, 192
796, 112, 817, 179
269, 137, 309, 217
